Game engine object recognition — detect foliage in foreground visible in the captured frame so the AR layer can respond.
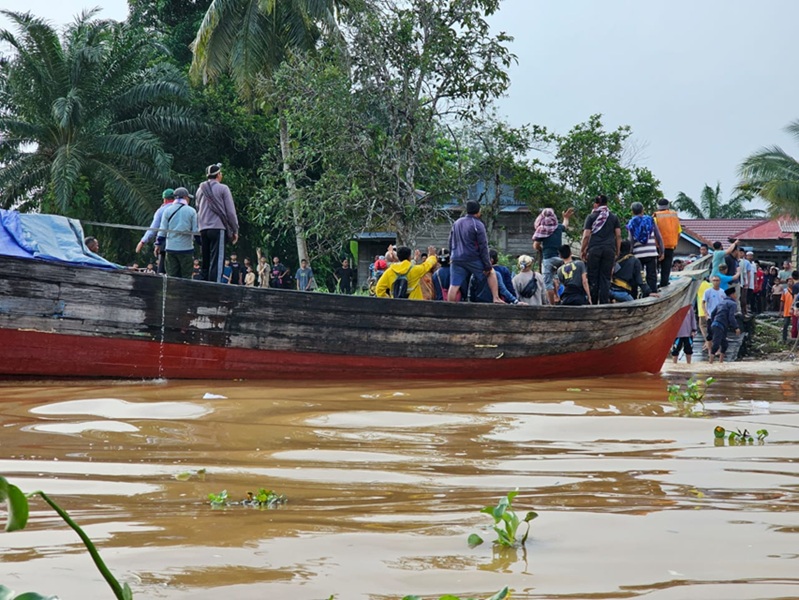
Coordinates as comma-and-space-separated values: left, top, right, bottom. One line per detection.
468, 491, 537, 548
667, 377, 715, 415
0, 476, 132, 599
402, 587, 510, 600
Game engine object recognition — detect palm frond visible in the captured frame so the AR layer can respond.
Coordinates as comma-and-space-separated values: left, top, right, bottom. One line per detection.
672, 191, 703, 219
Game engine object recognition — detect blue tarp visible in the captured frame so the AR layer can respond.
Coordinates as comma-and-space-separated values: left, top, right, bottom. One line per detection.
0, 209, 121, 269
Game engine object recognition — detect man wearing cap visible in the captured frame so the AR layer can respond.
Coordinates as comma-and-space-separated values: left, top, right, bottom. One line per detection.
155, 187, 198, 279
446, 200, 502, 303
653, 198, 681, 287
196, 163, 239, 283
136, 188, 175, 274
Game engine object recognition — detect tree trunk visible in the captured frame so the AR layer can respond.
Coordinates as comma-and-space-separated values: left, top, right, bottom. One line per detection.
279, 114, 309, 263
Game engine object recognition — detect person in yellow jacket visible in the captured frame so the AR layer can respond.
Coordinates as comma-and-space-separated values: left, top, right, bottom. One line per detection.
654, 198, 682, 287
375, 245, 438, 299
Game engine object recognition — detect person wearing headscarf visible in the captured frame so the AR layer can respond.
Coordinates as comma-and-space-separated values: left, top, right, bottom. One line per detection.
580, 194, 621, 305
533, 207, 574, 304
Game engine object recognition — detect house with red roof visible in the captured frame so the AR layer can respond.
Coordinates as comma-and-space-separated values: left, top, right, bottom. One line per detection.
677, 218, 795, 265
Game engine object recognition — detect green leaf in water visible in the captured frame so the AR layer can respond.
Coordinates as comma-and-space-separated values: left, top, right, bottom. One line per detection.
0, 476, 29, 532
467, 533, 484, 547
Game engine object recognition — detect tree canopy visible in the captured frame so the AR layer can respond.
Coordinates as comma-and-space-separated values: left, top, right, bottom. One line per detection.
739, 119, 799, 218
673, 183, 765, 219
0, 9, 196, 223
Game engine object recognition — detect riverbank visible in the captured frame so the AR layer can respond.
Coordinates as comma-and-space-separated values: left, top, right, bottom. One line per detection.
663, 357, 799, 376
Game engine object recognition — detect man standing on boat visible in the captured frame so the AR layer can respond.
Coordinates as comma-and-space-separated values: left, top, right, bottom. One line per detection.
653, 198, 681, 287
135, 188, 175, 274
581, 194, 621, 305
626, 202, 663, 296
447, 200, 501, 303
196, 163, 239, 283
156, 187, 198, 279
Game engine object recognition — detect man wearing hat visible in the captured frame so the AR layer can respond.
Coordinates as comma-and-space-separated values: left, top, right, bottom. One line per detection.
156, 187, 198, 279
653, 198, 681, 287
136, 188, 176, 274
196, 163, 239, 283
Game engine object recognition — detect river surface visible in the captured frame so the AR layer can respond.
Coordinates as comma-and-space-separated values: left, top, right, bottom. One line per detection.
1, 373, 798, 600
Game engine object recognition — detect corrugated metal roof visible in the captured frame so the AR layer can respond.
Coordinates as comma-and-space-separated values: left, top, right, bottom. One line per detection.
778, 219, 799, 233
679, 219, 767, 247
353, 232, 396, 241
736, 219, 793, 240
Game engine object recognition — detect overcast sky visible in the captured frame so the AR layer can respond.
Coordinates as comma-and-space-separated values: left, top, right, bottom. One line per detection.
2, 0, 797, 209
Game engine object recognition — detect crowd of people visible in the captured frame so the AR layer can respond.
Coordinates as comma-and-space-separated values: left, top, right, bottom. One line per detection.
129, 173, 799, 362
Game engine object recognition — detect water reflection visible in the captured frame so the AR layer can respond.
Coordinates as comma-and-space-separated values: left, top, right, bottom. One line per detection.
0, 374, 797, 599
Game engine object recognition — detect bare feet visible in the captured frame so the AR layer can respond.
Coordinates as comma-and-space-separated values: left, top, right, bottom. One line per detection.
708, 352, 714, 364
493, 297, 506, 304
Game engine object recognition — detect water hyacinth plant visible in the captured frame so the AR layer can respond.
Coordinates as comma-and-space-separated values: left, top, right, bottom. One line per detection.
208, 488, 287, 508
468, 491, 537, 548
667, 377, 715, 415
714, 426, 768, 444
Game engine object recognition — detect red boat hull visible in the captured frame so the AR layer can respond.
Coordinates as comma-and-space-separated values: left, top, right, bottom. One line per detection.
0, 305, 688, 380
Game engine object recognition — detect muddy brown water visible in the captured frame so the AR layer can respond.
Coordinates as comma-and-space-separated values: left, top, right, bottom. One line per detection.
1, 373, 798, 600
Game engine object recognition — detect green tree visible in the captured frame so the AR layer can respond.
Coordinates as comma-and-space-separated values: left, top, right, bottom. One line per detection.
0, 10, 196, 227
454, 112, 546, 243
673, 183, 765, 219
547, 114, 662, 219
739, 119, 799, 217
128, 0, 208, 67
346, 0, 515, 244
189, 0, 348, 263
252, 49, 372, 263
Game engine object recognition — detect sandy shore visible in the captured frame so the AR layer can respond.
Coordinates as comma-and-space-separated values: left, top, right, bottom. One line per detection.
662, 357, 799, 376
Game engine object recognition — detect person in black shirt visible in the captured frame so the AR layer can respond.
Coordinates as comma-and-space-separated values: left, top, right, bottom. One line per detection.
610, 240, 651, 302
581, 194, 621, 305
334, 258, 355, 294
229, 253, 243, 285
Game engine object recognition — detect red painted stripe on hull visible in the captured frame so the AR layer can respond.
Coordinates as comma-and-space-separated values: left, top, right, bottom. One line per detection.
0, 307, 686, 380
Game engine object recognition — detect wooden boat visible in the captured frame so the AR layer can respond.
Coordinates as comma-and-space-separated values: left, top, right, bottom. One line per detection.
0, 253, 705, 380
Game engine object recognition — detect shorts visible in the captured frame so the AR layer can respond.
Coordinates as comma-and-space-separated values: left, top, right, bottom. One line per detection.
450, 260, 488, 289
542, 257, 559, 291
671, 336, 694, 356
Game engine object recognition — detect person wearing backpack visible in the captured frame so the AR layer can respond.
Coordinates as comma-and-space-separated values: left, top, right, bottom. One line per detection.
512, 255, 547, 306
375, 245, 438, 300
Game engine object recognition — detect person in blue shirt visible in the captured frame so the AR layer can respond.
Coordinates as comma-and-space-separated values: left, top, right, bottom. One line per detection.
433, 250, 451, 300
447, 201, 501, 303
711, 239, 739, 276
717, 263, 740, 291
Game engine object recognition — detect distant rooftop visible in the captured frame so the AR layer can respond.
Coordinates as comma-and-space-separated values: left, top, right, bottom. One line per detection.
679, 219, 768, 247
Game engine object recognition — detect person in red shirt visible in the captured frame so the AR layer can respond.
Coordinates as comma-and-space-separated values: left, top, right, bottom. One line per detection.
752, 260, 764, 314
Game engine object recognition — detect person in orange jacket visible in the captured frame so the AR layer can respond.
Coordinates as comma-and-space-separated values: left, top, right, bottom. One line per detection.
654, 198, 681, 288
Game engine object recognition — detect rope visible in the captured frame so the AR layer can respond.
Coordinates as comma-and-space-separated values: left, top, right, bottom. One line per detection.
81, 220, 195, 237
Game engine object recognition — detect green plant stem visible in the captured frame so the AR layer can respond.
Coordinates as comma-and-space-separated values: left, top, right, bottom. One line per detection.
35, 491, 126, 600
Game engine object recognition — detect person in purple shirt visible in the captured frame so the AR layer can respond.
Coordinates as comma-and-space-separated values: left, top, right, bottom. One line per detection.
671, 305, 696, 364
446, 201, 501, 303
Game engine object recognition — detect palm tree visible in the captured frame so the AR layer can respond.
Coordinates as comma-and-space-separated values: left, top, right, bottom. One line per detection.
672, 183, 765, 219
0, 10, 196, 223
739, 119, 799, 217
189, 0, 349, 262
